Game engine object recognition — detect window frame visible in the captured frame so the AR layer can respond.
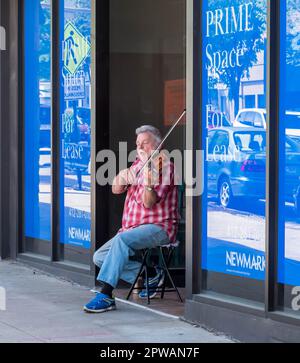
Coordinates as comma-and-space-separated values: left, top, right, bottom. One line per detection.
19, 0, 110, 286
186, 0, 300, 326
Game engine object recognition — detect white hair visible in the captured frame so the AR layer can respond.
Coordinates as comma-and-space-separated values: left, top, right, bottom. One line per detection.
136, 125, 162, 146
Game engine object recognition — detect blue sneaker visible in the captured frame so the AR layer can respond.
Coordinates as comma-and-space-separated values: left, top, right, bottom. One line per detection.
84, 293, 116, 313
139, 268, 165, 300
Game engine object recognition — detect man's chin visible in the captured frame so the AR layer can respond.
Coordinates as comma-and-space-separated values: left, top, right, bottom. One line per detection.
137, 152, 149, 163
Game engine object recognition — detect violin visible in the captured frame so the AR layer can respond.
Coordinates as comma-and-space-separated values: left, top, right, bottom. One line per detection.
143, 151, 169, 186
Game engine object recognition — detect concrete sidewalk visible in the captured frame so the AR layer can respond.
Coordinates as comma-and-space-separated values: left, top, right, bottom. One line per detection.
0, 261, 234, 343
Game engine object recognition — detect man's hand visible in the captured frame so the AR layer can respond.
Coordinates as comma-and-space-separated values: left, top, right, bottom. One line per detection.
112, 168, 136, 195
142, 152, 170, 208
143, 151, 169, 187
142, 166, 157, 209
143, 167, 157, 188
119, 168, 136, 185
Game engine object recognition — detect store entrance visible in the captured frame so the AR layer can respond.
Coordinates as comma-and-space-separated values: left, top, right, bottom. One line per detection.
107, 0, 186, 311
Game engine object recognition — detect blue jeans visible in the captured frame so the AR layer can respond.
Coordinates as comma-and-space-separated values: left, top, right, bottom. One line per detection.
93, 224, 170, 289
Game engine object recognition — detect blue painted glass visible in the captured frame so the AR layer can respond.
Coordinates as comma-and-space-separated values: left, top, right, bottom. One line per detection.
202, 0, 267, 281
25, 0, 51, 241
278, 0, 300, 286
59, 0, 92, 249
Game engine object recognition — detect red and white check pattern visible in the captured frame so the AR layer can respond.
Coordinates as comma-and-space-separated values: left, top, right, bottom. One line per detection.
118, 158, 180, 243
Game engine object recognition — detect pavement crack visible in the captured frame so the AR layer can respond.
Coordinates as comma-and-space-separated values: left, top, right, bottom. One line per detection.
0, 320, 47, 343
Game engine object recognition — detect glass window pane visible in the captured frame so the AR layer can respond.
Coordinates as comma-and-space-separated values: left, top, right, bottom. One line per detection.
253, 113, 263, 128
59, 0, 92, 264
24, 0, 51, 255
278, 0, 300, 315
202, 0, 267, 302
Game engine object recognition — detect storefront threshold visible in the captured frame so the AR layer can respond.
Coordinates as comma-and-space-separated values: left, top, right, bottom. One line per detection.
114, 288, 186, 318
17, 253, 94, 287
115, 297, 181, 320
184, 295, 300, 343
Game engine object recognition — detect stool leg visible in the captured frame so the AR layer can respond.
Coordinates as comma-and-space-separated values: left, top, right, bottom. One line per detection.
126, 249, 148, 300
160, 247, 183, 303
145, 259, 150, 305
160, 247, 173, 300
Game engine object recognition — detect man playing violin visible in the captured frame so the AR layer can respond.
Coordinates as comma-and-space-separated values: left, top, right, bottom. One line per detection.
84, 125, 180, 313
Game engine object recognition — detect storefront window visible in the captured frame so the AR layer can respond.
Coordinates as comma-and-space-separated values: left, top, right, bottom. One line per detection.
24, 0, 51, 254
59, 0, 91, 263
278, 0, 300, 314
201, 0, 267, 302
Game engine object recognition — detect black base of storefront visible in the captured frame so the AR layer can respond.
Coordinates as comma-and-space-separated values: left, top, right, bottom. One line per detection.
17, 255, 142, 292
17, 254, 186, 290
17, 254, 94, 287
184, 296, 300, 343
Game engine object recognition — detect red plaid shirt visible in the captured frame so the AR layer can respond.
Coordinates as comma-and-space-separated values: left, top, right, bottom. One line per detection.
118, 157, 180, 243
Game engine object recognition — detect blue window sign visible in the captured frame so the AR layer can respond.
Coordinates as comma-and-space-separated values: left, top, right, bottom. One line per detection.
278, 0, 300, 287
202, 0, 267, 281
59, 0, 92, 250
24, 0, 51, 242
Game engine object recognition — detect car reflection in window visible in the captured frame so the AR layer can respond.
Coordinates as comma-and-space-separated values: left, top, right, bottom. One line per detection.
207, 127, 300, 217
207, 127, 266, 209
